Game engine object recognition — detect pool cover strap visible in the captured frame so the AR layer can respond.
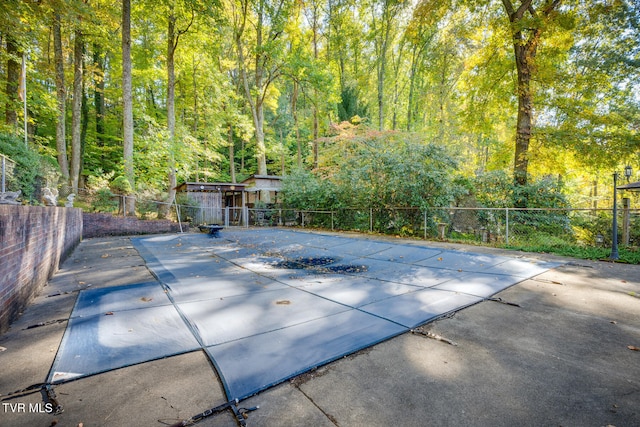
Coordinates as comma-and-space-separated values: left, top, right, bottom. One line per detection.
167, 398, 259, 427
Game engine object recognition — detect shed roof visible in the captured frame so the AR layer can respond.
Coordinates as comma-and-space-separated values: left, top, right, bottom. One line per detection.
175, 182, 246, 192
241, 175, 283, 192
617, 180, 640, 192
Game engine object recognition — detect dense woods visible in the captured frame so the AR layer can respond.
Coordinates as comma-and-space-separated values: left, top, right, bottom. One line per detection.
0, 0, 638, 209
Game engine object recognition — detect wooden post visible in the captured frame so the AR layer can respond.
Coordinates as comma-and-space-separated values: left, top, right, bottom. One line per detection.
622, 197, 630, 246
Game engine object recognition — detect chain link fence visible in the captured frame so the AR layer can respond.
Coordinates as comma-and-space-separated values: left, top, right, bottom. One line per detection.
1, 154, 17, 193
65, 185, 640, 252
215, 206, 639, 250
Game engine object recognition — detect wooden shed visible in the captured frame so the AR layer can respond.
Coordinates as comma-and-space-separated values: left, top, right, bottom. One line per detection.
241, 175, 283, 206
175, 182, 247, 225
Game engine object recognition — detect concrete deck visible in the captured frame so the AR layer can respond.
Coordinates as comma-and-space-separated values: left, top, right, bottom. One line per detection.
1, 230, 639, 427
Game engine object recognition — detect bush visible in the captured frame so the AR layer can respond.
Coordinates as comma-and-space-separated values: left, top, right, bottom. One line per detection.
84, 171, 118, 213
473, 172, 572, 238
282, 168, 336, 210
284, 129, 463, 212
92, 188, 119, 213
0, 132, 56, 203
110, 175, 133, 194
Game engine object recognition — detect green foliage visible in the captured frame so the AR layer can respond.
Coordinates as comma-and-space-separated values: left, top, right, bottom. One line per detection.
337, 86, 370, 123
284, 128, 463, 222
474, 172, 570, 208
282, 168, 337, 210
110, 175, 133, 194
474, 172, 572, 237
0, 132, 55, 203
91, 188, 119, 213
502, 242, 640, 265
135, 185, 161, 220
84, 171, 118, 212
175, 192, 199, 223
1, 0, 637, 225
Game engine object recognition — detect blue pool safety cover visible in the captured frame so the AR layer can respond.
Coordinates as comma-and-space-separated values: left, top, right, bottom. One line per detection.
48, 282, 200, 383
48, 229, 561, 400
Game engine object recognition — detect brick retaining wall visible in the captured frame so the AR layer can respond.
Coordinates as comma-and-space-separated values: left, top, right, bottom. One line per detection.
82, 213, 186, 238
0, 206, 82, 333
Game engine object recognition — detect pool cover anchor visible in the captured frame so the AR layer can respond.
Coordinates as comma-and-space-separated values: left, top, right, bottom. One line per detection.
410, 329, 458, 346
167, 398, 259, 427
486, 297, 521, 308
42, 384, 64, 415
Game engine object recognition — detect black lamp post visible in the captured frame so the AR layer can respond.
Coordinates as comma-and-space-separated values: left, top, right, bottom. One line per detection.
610, 166, 633, 260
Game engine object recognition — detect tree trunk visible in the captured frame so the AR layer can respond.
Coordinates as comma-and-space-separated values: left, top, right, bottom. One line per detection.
192, 56, 199, 133
310, 1, 319, 169
292, 80, 301, 167
377, 41, 387, 131
5, 36, 20, 127
71, 29, 83, 194
80, 85, 89, 189
228, 125, 236, 183
93, 43, 105, 147
234, 0, 269, 201
122, 0, 135, 215
159, 9, 177, 219
54, 13, 70, 184
312, 106, 318, 169
513, 52, 533, 188
501, 0, 560, 194
406, 48, 418, 132
253, 5, 268, 181
374, 2, 395, 131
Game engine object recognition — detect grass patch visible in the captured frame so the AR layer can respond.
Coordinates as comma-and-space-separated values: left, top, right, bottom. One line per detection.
502, 243, 640, 264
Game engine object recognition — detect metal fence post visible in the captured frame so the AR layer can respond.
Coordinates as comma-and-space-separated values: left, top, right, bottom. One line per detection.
1, 155, 5, 193
370, 208, 373, 232
505, 207, 509, 244
424, 210, 427, 240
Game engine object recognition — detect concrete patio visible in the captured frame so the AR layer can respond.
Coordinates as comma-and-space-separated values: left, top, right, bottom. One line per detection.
1, 229, 639, 426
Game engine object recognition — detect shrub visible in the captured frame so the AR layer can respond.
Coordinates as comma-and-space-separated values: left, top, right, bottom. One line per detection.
110, 175, 133, 194
0, 132, 56, 203
284, 129, 463, 212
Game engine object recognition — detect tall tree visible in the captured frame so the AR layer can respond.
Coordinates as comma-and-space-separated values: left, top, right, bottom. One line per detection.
93, 43, 106, 147
159, 1, 194, 218
122, 0, 135, 214
4, 35, 21, 127
231, 0, 292, 200
501, 0, 560, 190
53, 11, 70, 184
370, 0, 405, 130
303, 0, 322, 168
71, 25, 84, 193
